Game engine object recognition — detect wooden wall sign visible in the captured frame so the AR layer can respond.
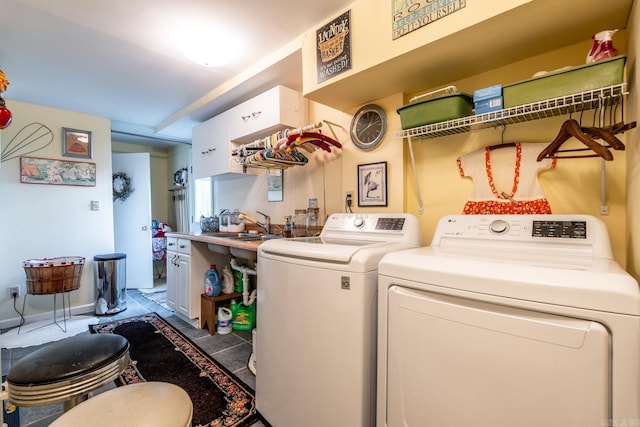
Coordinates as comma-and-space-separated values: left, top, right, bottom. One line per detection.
316, 10, 352, 84
392, 0, 466, 40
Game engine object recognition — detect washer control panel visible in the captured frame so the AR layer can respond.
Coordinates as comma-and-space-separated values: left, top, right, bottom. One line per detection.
321, 213, 421, 244
324, 213, 410, 233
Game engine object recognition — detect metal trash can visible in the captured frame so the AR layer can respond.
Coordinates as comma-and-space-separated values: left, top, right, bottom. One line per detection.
94, 253, 127, 315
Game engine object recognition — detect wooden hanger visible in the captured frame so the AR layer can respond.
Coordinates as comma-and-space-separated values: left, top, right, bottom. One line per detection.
487, 124, 517, 150
608, 121, 637, 135
537, 119, 614, 161
582, 126, 625, 150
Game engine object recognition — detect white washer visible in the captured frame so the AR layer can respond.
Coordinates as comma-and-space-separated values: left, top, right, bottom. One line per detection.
256, 213, 422, 427
377, 214, 640, 427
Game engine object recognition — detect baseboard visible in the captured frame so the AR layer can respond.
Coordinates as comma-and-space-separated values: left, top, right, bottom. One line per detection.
0, 303, 95, 330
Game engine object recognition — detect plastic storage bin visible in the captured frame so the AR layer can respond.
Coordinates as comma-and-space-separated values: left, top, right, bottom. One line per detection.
397, 86, 473, 129
503, 55, 626, 107
94, 253, 127, 315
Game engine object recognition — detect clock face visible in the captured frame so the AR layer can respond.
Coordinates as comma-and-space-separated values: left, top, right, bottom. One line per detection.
350, 104, 387, 150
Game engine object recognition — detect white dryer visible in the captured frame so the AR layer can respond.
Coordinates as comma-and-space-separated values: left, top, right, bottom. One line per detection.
257, 213, 421, 427
377, 214, 640, 427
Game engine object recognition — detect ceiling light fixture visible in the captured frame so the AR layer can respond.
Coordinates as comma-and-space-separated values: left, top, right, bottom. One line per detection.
176, 23, 240, 67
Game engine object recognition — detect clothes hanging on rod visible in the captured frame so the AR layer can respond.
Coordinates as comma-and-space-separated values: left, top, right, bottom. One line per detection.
458, 142, 556, 214
236, 121, 343, 170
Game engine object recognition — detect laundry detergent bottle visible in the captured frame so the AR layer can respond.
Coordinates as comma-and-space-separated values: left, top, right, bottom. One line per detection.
205, 264, 221, 297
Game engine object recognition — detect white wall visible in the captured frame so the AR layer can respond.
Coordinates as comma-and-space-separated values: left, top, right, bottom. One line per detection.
0, 100, 114, 328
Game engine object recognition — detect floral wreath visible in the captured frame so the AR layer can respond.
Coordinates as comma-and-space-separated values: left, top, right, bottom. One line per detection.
113, 171, 134, 202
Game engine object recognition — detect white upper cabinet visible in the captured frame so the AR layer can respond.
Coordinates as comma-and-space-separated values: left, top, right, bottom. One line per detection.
192, 113, 236, 179
192, 85, 308, 178
228, 85, 308, 143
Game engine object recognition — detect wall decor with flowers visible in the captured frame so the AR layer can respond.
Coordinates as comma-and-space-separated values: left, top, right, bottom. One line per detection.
20, 156, 96, 186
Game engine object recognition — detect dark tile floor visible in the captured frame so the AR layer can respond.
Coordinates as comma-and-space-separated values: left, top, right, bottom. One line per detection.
1, 288, 265, 427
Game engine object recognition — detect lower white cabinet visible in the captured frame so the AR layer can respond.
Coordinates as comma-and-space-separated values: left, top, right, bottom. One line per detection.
166, 237, 197, 319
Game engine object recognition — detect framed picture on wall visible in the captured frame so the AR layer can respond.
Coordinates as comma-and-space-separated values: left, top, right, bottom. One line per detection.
20, 156, 96, 186
62, 127, 92, 159
358, 161, 387, 207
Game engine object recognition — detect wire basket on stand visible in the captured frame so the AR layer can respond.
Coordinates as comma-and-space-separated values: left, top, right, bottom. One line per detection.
20, 256, 85, 332
22, 256, 85, 295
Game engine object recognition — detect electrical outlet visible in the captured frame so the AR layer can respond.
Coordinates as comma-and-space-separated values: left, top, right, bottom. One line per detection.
9, 286, 20, 298
345, 192, 353, 207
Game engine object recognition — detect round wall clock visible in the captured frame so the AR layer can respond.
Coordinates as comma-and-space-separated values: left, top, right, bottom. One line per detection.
350, 104, 387, 151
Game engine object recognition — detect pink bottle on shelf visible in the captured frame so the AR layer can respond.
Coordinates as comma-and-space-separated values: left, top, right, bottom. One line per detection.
586, 29, 619, 64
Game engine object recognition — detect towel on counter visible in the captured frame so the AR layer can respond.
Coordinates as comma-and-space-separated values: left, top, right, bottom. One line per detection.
457, 142, 556, 214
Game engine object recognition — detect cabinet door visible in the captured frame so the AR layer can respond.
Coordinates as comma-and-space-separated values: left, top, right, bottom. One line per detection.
192, 113, 231, 178
228, 86, 306, 143
166, 251, 177, 310
175, 255, 191, 317
228, 87, 279, 142
177, 238, 191, 255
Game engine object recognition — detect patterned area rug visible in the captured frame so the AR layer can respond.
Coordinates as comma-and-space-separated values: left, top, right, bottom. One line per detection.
90, 313, 265, 427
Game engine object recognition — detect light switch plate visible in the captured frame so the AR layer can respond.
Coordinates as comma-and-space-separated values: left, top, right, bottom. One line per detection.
91, 200, 100, 211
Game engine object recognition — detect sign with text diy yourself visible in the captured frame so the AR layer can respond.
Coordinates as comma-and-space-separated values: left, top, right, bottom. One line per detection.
392, 0, 466, 40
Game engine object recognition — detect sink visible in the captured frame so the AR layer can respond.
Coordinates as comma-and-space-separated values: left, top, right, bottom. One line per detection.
207, 243, 230, 255
227, 234, 281, 242
205, 233, 281, 255
230, 246, 257, 261
202, 231, 242, 238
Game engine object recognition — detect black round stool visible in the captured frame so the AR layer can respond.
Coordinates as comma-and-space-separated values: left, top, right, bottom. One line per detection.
6, 334, 130, 411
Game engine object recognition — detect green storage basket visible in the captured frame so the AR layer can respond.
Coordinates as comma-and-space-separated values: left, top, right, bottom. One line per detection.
503, 55, 626, 108
397, 86, 473, 130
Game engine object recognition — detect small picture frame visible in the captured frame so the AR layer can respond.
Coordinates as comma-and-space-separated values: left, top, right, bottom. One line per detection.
358, 161, 387, 207
267, 168, 283, 202
62, 127, 92, 159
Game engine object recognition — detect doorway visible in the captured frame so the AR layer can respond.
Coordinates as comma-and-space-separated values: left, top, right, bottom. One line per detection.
112, 153, 153, 289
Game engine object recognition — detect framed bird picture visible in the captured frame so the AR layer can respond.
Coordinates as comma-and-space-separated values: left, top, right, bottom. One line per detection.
357, 161, 387, 207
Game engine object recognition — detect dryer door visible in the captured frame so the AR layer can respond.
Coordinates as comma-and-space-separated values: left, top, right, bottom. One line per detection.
385, 286, 610, 427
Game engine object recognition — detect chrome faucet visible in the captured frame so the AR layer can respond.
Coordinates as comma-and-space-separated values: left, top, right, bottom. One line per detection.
256, 210, 271, 234
238, 211, 271, 234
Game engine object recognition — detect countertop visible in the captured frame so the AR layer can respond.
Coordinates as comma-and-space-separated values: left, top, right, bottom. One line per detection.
165, 231, 263, 252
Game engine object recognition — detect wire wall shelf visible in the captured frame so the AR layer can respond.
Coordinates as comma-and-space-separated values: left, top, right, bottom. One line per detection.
390, 83, 628, 141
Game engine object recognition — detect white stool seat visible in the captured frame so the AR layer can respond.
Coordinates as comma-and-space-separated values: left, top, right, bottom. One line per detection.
50, 382, 193, 427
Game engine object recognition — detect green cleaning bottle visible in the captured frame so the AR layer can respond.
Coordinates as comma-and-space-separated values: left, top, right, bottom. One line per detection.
233, 268, 244, 293
229, 299, 256, 331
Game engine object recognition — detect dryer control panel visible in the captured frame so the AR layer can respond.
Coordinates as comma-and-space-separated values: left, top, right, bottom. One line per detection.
531, 220, 587, 239
487, 218, 587, 239
432, 214, 613, 260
